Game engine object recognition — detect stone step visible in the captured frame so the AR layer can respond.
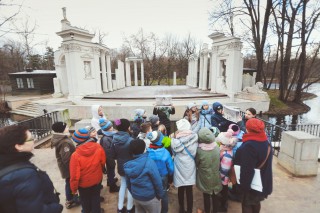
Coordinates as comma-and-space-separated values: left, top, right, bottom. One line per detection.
11, 102, 41, 117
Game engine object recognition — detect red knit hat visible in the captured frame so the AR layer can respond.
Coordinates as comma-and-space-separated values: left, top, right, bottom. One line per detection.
246, 118, 265, 133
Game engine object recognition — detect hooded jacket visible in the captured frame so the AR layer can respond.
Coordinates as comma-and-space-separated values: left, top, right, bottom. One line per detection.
69, 141, 106, 193
211, 112, 235, 132
171, 131, 198, 187
147, 147, 174, 177
110, 131, 133, 176
199, 108, 213, 129
124, 153, 164, 201
0, 152, 63, 213
100, 131, 116, 168
51, 133, 75, 179
196, 143, 222, 195
91, 105, 106, 131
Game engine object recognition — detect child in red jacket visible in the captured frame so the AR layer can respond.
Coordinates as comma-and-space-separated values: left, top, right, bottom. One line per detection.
70, 127, 106, 213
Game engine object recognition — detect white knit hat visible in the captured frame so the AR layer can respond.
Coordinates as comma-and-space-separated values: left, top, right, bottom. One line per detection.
187, 102, 196, 110
176, 119, 191, 131
216, 129, 233, 145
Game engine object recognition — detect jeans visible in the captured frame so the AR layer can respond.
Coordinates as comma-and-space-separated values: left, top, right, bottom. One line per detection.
118, 176, 134, 210
78, 184, 101, 213
65, 178, 73, 201
161, 176, 168, 213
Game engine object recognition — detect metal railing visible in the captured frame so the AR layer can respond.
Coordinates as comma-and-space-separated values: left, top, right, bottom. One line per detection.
16, 111, 60, 141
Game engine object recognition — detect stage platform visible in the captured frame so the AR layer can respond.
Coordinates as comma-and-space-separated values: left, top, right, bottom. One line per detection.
84, 85, 227, 100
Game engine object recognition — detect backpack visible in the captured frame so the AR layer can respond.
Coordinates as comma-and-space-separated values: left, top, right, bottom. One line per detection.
0, 162, 60, 203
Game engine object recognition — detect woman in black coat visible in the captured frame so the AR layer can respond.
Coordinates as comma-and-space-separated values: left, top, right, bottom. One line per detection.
0, 125, 63, 213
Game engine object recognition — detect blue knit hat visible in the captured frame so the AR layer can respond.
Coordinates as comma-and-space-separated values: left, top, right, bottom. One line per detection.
202, 100, 209, 106
72, 128, 90, 143
147, 131, 164, 146
99, 118, 113, 131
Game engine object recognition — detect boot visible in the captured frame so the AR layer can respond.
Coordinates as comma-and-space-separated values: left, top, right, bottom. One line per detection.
127, 205, 135, 213
118, 207, 126, 213
109, 184, 120, 193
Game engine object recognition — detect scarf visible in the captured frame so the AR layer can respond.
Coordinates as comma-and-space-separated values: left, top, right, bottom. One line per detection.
175, 130, 193, 139
149, 144, 163, 149
198, 142, 217, 151
242, 131, 268, 142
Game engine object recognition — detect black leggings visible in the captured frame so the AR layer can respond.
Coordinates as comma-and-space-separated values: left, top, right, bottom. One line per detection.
242, 202, 261, 213
178, 185, 193, 213
203, 192, 220, 213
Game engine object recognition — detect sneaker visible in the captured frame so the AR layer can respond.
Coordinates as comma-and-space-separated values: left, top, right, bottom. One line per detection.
118, 207, 127, 213
65, 200, 78, 209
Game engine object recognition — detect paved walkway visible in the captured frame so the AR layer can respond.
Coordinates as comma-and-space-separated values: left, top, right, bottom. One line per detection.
31, 148, 320, 213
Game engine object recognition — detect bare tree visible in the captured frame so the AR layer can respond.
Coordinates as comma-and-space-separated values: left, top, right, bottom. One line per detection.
0, 0, 23, 37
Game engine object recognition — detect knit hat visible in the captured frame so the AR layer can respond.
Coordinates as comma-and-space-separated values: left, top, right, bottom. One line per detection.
202, 100, 209, 106
187, 102, 196, 109
246, 118, 265, 133
52, 122, 67, 133
149, 115, 159, 126
176, 119, 191, 131
114, 118, 131, 132
147, 131, 164, 146
216, 129, 234, 145
99, 118, 113, 131
212, 102, 223, 112
198, 127, 215, 144
229, 124, 240, 135
72, 128, 90, 143
134, 109, 145, 117
209, 126, 220, 137
130, 139, 146, 155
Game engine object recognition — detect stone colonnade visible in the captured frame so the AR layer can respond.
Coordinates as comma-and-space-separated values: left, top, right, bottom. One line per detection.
125, 57, 144, 86
186, 33, 244, 97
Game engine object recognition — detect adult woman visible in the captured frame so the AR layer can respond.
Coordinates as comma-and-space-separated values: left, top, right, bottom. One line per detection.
234, 118, 273, 213
0, 125, 63, 213
237, 108, 257, 132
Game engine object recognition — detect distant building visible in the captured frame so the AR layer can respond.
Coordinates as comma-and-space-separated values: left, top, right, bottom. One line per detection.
8, 69, 56, 95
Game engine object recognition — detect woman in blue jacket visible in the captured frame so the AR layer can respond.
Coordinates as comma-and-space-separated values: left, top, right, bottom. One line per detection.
0, 125, 63, 213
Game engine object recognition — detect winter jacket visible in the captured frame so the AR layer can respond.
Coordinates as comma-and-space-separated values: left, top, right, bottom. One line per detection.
199, 108, 213, 129
153, 106, 175, 119
211, 112, 235, 132
171, 131, 198, 187
69, 141, 106, 193
124, 153, 164, 201
91, 105, 106, 132
234, 140, 273, 197
147, 147, 174, 177
196, 144, 222, 195
237, 115, 247, 132
51, 133, 75, 179
184, 110, 201, 133
110, 131, 133, 176
220, 149, 233, 185
100, 131, 116, 168
0, 152, 63, 213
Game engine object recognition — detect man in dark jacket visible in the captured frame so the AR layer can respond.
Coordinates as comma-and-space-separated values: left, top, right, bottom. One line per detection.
99, 118, 119, 192
51, 122, 80, 209
0, 125, 63, 213
124, 139, 164, 213
211, 102, 235, 132
234, 118, 273, 213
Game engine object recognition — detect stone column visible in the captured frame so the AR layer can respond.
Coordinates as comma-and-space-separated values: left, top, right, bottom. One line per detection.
125, 60, 131, 86
210, 46, 218, 93
106, 54, 113, 92
173, 72, 177, 85
101, 52, 108, 92
199, 56, 203, 89
202, 51, 208, 90
193, 58, 198, 87
208, 53, 212, 90
140, 60, 145, 86
134, 61, 138, 86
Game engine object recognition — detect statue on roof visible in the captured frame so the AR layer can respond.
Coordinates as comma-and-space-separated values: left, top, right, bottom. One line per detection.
62, 7, 67, 20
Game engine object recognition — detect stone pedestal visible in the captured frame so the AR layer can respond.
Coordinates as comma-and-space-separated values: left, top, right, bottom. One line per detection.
278, 131, 320, 176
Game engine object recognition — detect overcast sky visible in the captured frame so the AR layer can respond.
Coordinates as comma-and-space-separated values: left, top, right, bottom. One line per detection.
2, 0, 215, 53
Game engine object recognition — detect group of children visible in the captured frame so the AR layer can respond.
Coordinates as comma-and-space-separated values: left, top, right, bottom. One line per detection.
50, 103, 258, 213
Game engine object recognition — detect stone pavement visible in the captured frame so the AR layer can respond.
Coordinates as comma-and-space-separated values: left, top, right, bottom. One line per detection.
31, 148, 320, 213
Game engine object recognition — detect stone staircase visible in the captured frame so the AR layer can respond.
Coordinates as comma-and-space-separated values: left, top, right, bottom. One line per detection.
10, 102, 41, 117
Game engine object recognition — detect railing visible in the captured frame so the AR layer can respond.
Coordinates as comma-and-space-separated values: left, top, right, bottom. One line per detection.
16, 111, 60, 141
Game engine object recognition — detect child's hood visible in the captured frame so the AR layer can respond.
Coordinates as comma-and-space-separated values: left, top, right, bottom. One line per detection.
124, 154, 148, 178
76, 141, 99, 157
91, 105, 102, 119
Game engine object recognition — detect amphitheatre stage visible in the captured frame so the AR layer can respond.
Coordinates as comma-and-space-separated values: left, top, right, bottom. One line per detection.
83, 85, 227, 100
